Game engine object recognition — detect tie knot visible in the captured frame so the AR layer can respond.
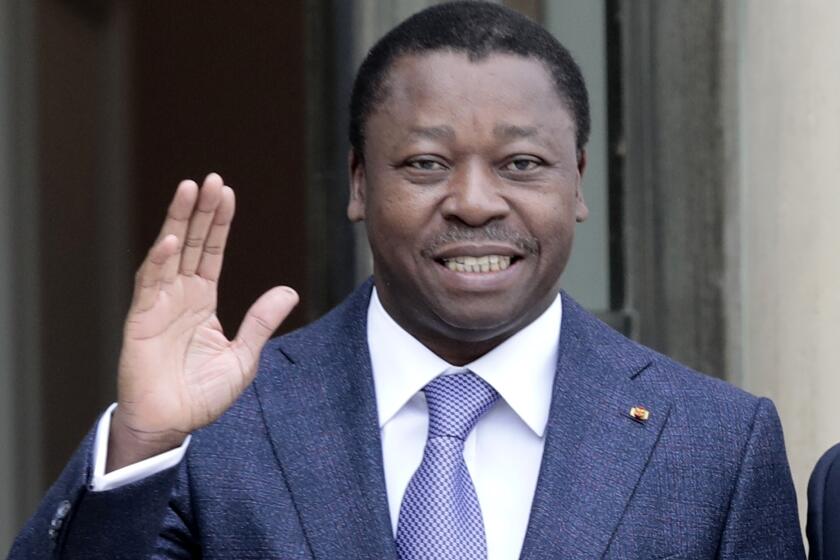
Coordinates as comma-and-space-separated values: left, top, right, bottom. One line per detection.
424, 372, 499, 440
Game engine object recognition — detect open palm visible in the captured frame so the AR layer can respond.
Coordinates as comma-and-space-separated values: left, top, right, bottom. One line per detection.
110, 174, 298, 470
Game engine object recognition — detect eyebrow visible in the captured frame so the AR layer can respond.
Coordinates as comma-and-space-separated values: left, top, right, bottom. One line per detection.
404, 123, 542, 143
494, 124, 540, 141
407, 125, 456, 141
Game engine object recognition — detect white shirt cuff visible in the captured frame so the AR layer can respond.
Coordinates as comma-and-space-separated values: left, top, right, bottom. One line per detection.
90, 403, 191, 492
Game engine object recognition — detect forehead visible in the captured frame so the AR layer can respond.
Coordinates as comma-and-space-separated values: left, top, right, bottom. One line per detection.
371, 51, 574, 141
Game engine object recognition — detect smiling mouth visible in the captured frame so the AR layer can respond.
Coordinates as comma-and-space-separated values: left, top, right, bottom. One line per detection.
439, 255, 518, 273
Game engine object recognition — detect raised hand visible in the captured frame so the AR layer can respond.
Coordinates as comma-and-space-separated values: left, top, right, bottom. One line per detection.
108, 174, 298, 471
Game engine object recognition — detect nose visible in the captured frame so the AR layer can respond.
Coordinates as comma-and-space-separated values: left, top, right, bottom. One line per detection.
440, 160, 510, 226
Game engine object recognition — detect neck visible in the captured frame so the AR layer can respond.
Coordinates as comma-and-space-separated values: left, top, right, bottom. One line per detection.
415, 331, 515, 366
373, 287, 559, 367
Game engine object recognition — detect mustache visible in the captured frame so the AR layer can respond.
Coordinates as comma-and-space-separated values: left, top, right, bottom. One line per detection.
421, 223, 539, 257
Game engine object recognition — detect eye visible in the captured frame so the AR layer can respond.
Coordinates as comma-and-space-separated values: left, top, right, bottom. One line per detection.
406, 158, 448, 171
502, 157, 542, 172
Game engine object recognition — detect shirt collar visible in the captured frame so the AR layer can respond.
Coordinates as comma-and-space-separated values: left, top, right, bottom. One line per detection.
367, 288, 561, 438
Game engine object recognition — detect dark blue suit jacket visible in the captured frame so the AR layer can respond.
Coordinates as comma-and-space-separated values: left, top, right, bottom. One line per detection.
807, 442, 840, 559
10, 281, 805, 559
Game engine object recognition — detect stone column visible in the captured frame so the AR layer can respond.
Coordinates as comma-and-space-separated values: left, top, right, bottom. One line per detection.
0, 1, 14, 549
726, 0, 840, 530
0, 0, 41, 549
619, 1, 729, 377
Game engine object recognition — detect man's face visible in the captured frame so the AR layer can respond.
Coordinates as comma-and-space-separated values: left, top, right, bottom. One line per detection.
348, 51, 588, 364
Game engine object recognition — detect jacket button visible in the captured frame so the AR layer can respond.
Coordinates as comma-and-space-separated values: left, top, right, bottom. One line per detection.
48, 500, 72, 540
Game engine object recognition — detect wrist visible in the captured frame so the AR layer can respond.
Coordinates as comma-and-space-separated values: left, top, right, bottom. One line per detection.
106, 409, 187, 472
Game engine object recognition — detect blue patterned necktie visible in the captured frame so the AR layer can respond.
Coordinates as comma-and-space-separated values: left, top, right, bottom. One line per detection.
395, 371, 500, 560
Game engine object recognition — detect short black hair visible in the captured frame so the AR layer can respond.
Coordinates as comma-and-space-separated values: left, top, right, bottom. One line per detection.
348, 0, 590, 159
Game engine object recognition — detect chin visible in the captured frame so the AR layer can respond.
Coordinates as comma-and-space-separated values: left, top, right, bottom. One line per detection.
433, 306, 524, 340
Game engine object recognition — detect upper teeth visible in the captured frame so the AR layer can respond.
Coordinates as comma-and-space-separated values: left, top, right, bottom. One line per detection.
443, 255, 512, 273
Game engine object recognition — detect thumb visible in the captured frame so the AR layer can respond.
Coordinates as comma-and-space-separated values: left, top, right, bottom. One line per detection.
233, 286, 299, 374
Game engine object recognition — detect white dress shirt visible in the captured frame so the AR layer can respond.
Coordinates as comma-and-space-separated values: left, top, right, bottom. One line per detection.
92, 288, 561, 559
369, 289, 560, 560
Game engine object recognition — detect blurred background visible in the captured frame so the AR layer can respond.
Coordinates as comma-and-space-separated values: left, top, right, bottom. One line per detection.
2, 0, 839, 550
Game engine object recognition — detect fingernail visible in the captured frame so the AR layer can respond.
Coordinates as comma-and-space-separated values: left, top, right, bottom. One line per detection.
279, 286, 298, 299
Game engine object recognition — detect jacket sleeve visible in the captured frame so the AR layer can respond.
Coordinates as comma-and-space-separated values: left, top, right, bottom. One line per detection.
716, 397, 805, 559
8, 414, 192, 559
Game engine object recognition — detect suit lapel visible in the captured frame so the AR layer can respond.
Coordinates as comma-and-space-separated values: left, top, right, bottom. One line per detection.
520, 295, 672, 560
254, 281, 397, 560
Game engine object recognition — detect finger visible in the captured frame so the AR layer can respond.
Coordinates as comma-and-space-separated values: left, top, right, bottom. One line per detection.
179, 173, 224, 276
196, 186, 235, 282
131, 234, 179, 312
232, 287, 299, 376
159, 180, 199, 282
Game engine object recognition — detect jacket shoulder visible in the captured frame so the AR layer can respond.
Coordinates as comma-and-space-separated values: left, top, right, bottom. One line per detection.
562, 293, 767, 428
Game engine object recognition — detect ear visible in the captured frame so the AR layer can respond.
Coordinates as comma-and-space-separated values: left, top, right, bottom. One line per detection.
575, 148, 589, 223
347, 149, 366, 222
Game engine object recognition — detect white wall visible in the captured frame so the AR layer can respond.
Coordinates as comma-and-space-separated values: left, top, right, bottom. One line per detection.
728, 0, 840, 532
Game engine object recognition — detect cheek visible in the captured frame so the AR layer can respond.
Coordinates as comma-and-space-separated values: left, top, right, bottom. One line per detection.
367, 185, 437, 239
539, 224, 571, 260
524, 203, 577, 266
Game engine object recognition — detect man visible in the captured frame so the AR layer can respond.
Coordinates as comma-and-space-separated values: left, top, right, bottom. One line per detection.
807, 442, 840, 558
10, 2, 804, 559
